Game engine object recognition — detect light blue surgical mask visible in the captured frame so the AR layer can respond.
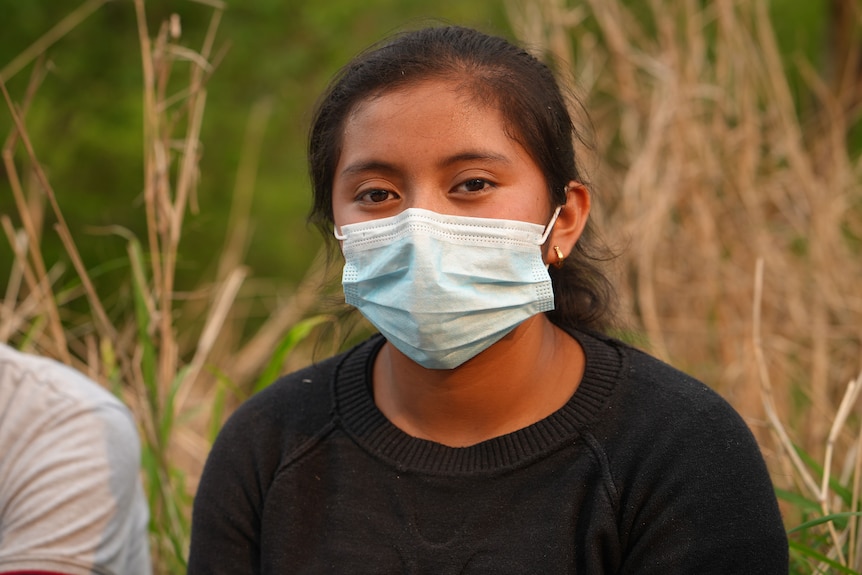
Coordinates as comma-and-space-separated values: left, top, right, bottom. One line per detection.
335, 207, 561, 369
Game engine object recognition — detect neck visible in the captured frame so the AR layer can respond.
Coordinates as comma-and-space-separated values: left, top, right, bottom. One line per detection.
372, 316, 585, 447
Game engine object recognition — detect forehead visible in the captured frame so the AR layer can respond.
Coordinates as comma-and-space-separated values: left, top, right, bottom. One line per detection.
340, 79, 523, 155
344, 82, 501, 155
348, 79, 493, 125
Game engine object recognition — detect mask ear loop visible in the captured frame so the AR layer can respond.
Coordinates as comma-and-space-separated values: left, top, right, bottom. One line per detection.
334, 227, 346, 241
539, 205, 563, 245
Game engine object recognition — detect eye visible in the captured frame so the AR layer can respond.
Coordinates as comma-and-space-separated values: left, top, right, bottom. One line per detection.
357, 189, 398, 204
458, 178, 493, 193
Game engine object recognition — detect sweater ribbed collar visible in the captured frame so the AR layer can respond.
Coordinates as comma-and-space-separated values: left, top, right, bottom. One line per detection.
332, 329, 623, 475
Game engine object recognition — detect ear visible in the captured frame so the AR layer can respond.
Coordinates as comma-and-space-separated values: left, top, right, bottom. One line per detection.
543, 181, 590, 267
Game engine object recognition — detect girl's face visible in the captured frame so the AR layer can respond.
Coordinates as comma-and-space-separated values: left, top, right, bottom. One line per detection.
331, 79, 553, 230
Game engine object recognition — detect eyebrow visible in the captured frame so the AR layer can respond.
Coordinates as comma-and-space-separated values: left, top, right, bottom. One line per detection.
339, 160, 399, 178
339, 150, 512, 178
438, 151, 512, 168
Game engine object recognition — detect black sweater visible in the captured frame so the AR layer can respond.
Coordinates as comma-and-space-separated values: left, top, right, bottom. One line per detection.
188, 329, 788, 574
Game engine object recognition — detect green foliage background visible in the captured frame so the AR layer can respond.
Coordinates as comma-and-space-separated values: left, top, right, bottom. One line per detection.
4, 1, 860, 573
0, 0, 507, 298
0, 0, 834, 300
0, 0, 831, 301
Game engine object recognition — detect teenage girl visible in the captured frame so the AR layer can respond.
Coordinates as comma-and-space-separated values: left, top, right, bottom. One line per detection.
189, 25, 787, 574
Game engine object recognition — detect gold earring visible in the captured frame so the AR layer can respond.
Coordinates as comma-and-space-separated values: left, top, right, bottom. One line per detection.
553, 246, 566, 269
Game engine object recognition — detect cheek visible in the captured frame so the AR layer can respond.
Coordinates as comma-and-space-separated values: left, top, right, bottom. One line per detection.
332, 202, 364, 230
332, 208, 355, 235
331, 198, 380, 238
330, 186, 355, 228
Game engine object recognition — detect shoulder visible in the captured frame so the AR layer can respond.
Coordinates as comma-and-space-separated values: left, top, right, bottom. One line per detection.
576, 334, 788, 571
571, 331, 748, 431
615, 342, 774, 489
208, 336, 379, 471
190, 337, 380, 565
576, 330, 775, 507
572, 330, 746, 437
0, 342, 133, 422
0, 343, 140, 477
0, 344, 150, 575
0, 343, 140, 467
615, 340, 754, 440
220, 348, 344, 443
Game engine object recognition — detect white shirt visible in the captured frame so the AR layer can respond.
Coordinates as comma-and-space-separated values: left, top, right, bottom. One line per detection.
0, 344, 151, 575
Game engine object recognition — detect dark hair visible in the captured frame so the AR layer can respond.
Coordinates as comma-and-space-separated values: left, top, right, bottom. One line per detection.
308, 25, 616, 333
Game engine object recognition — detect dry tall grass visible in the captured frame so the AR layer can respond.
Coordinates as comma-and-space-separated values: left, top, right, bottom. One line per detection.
1, 1, 338, 571
508, 0, 862, 569
4, 0, 862, 572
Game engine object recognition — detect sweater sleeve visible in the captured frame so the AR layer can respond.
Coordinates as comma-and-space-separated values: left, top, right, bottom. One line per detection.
187, 399, 270, 575
608, 350, 788, 574
188, 359, 339, 575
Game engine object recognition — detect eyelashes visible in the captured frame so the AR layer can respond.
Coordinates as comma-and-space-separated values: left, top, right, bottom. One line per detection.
357, 188, 399, 204
459, 178, 494, 193
353, 177, 498, 207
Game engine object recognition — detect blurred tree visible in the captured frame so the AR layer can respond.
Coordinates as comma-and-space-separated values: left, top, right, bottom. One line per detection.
0, 0, 508, 301
1, 0, 843, 331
